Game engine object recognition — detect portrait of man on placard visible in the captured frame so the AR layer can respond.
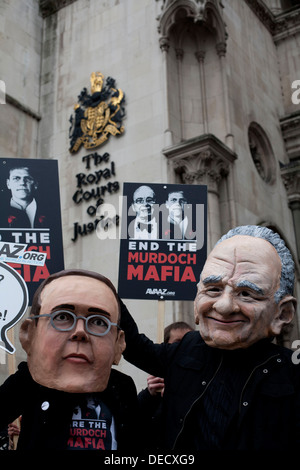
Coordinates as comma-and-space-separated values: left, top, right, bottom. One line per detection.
1, 163, 46, 229
164, 190, 189, 240
129, 185, 158, 239
0, 158, 65, 304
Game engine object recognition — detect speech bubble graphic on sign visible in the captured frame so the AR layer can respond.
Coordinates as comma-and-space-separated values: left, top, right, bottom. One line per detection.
0, 261, 29, 354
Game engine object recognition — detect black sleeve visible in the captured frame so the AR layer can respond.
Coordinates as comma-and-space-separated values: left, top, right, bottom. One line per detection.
137, 387, 164, 450
120, 299, 177, 378
106, 370, 141, 451
0, 362, 33, 430
138, 387, 162, 415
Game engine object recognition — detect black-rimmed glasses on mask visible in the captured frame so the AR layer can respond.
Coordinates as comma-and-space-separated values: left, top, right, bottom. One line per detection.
29, 310, 121, 337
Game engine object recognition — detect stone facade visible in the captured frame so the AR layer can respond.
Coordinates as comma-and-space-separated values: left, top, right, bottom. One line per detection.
0, 0, 300, 390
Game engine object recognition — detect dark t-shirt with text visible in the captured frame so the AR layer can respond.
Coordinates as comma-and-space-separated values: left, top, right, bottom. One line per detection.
67, 395, 117, 450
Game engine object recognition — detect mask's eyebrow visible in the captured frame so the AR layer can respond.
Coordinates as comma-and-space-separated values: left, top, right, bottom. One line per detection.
88, 307, 111, 317
50, 305, 111, 317
202, 275, 223, 284
51, 304, 74, 311
236, 280, 264, 295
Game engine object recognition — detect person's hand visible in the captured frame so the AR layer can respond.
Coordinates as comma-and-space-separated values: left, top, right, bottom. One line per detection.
8, 422, 20, 437
147, 375, 165, 396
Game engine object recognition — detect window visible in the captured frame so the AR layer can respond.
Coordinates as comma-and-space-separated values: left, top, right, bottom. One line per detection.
248, 122, 276, 184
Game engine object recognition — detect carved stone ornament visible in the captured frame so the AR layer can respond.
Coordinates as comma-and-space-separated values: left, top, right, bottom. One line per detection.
244, 0, 300, 42
39, 0, 76, 18
281, 160, 300, 207
173, 152, 228, 193
163, 134, 236, 194
69, 72, 125, 154
156, 0, 228, 46
280, 112, 300, 161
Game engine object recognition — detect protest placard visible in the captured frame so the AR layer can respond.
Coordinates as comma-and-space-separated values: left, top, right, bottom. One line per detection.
0, 261, 28, 354
118, 182, 207, 301
0, 158, 64, 303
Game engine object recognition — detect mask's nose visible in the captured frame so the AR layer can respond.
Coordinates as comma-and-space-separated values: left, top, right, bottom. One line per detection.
212, 290, 240, 316
70, 318, 89, 342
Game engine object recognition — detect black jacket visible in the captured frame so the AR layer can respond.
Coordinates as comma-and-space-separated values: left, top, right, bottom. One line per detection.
138, 387, 164, 450
0, 362, 139, 451
121, 302, 300, 450
2, 201, 49, 228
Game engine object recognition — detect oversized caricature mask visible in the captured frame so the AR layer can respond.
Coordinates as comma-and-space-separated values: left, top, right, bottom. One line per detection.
194, 235, 296, 350
20, 273, 126, 393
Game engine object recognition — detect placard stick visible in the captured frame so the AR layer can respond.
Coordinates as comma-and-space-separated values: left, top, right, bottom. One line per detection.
7, 328, 20, 450
13, 417, 20, 449
7, 328, 16, 375
157, 300, 165, 343
8, 416, 20, 451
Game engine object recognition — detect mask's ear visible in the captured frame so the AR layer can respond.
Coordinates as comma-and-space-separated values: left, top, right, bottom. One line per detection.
19, 318, 36, 354
271, 296, 297, 336
194, 302, 200, 325
194, 285, 201, 325
113, 330, 126, 365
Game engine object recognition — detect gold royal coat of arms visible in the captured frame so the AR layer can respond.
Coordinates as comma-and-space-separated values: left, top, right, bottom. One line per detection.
69, 72, 125, 153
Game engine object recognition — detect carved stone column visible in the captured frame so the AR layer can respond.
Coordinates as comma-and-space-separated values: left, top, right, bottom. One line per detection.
216, 41, 234, 151
195, 50, 208, 134
176, 48, 184, 141
163, 134, 237, 252
159, 36, 172, 147
157, 0, 228, 147
281, 161, 300, 262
